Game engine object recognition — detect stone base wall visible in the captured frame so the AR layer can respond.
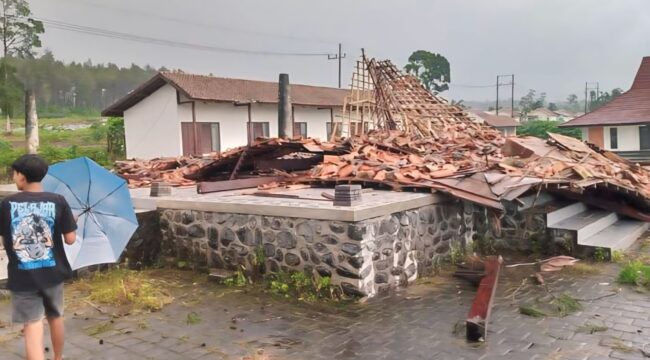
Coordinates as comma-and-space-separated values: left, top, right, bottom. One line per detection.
124, 210, 163, 269
159, 199, 468, 297
358, 202, 467, 296
473, 202, 549, 254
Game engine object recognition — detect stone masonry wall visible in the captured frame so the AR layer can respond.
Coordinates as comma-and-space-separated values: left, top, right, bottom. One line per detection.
473, 201, 549, 253
159, 199, 469, 297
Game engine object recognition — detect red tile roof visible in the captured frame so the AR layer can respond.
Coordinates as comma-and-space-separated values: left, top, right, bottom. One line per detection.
103, 72, 348, 117
561, 57, 650, 127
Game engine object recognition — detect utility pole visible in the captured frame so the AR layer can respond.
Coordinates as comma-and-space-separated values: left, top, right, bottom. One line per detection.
510, 74, 514, 118
328, 43, 346, 88
496, 75, 499, 116
496, 74, 514, 116
584, 81, 599, 113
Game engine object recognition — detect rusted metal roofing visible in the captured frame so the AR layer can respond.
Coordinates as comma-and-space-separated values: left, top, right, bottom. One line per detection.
561, 57, 650, 127
102, 72, 349, 116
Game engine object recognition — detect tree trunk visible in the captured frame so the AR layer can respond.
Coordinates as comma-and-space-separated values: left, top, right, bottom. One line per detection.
2, 5, 9, 135
25, 89, 38, 154
3, 61, 10, 135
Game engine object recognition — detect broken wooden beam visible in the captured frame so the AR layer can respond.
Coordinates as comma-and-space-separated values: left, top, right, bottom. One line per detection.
197, 176, 285, 194
466, 255, 503, 342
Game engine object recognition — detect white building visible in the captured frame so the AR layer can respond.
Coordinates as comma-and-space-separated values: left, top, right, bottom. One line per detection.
102, 72, 348, 159
467, 110, 520, 136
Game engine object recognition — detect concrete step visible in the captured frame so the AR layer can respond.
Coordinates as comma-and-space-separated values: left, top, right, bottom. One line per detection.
579, 219, 649, 252
547, 202, 588, 226
548, 209, 618, 243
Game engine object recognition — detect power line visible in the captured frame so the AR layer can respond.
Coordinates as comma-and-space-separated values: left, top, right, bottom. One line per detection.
450, 82, 513, 88
60, 0, 339, 45
29, 16, 333, 57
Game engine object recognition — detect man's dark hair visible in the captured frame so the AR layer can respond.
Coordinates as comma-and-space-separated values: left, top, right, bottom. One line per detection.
11, 154, 49, 183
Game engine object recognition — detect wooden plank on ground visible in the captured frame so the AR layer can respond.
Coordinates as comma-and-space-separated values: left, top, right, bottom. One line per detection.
466, 256, 503, 342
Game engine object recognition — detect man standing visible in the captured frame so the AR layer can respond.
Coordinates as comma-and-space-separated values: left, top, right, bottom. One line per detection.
0, 155, 77, 360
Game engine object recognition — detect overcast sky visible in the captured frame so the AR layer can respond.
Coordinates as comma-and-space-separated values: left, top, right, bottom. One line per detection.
29, 0, 650, 103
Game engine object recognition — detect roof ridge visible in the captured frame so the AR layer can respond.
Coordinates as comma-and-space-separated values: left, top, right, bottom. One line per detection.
631, 57, 650, 90
159, 71, 347, 91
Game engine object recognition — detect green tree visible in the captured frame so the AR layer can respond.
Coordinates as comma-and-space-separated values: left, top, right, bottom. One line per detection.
0, 0, 43, 133
589, 88, 623, 112
566, 94, 578, 104
404, 50, 450, 93
548, 102, 558, 111
518, 120, 582, 139
519, 89, 546, 118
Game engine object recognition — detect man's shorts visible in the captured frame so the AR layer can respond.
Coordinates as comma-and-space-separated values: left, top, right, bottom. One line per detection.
11, 283, 64, 324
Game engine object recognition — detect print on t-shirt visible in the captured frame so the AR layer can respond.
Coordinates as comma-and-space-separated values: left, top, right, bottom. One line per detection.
9, 201, 56, 270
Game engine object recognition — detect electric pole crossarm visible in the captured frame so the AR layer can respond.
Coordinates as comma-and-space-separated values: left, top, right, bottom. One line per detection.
328, 43, 346, 88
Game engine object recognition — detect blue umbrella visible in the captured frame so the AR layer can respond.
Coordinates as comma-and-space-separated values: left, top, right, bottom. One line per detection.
42, 157, 138, 270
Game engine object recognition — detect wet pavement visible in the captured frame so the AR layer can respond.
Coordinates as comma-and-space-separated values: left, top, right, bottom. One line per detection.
1, 261, 649, 360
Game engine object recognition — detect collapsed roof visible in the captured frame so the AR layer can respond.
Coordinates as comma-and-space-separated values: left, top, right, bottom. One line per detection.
114, 56, 650, 220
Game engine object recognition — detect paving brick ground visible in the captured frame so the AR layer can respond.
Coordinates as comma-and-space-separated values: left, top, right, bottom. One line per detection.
1, 259, 649, 359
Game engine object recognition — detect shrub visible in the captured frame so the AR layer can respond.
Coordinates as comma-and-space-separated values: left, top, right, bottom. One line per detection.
618, 261, 650, 287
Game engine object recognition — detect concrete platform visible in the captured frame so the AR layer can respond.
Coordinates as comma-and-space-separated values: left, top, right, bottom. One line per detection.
0, 184, 445, 222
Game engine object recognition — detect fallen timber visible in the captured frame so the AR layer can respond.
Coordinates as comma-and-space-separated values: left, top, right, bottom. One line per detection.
455, 256, 503, 342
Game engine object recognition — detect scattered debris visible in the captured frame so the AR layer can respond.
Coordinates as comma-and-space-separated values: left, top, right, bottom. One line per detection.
576, 322, 608, 334
519, 305, 548, 318
505, 256, 580, 272
186, 312, 201, 325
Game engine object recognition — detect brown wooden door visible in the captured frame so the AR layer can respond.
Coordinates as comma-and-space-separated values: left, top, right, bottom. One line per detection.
181, 122, 195, 156
197, 123, 213, 154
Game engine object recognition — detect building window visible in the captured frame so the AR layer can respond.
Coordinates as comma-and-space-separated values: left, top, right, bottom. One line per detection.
326, 122, 342, 140
640, 126, 650, 150
209, 123, 220, 152
610, 128, 618, 150
181, 122, 220, 155
294, 122, 307, 137
248, 122, 270, 144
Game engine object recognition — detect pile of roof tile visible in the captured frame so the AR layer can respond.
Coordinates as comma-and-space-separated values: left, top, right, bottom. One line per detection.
115, 137, 341, 188
309, 129, 503, 186
115, 156, 215, 188
500, 132, 650, 214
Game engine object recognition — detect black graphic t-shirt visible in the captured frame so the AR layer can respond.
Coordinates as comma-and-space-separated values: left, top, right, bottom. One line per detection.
0, 191, 77, 291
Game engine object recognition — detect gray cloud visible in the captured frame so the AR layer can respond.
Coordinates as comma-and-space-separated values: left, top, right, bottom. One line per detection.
30, 0, 650, 103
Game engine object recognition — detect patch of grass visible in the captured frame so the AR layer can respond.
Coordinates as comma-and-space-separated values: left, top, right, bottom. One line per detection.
618, 261, 650, 287
78, 268, 174, 312
223, 269, 250, 287
610, 339, 636, 353
576, 322, 608, 334
520, 293, 582, 318
267, 272, 339, 302
553, 293, 582, 317
519, 305, 548, 317
563, 263, 601, 275
593, 247, 608, 262
611, 250, 626, 263
86, 322, 113, 336
186, 312, 201, 325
